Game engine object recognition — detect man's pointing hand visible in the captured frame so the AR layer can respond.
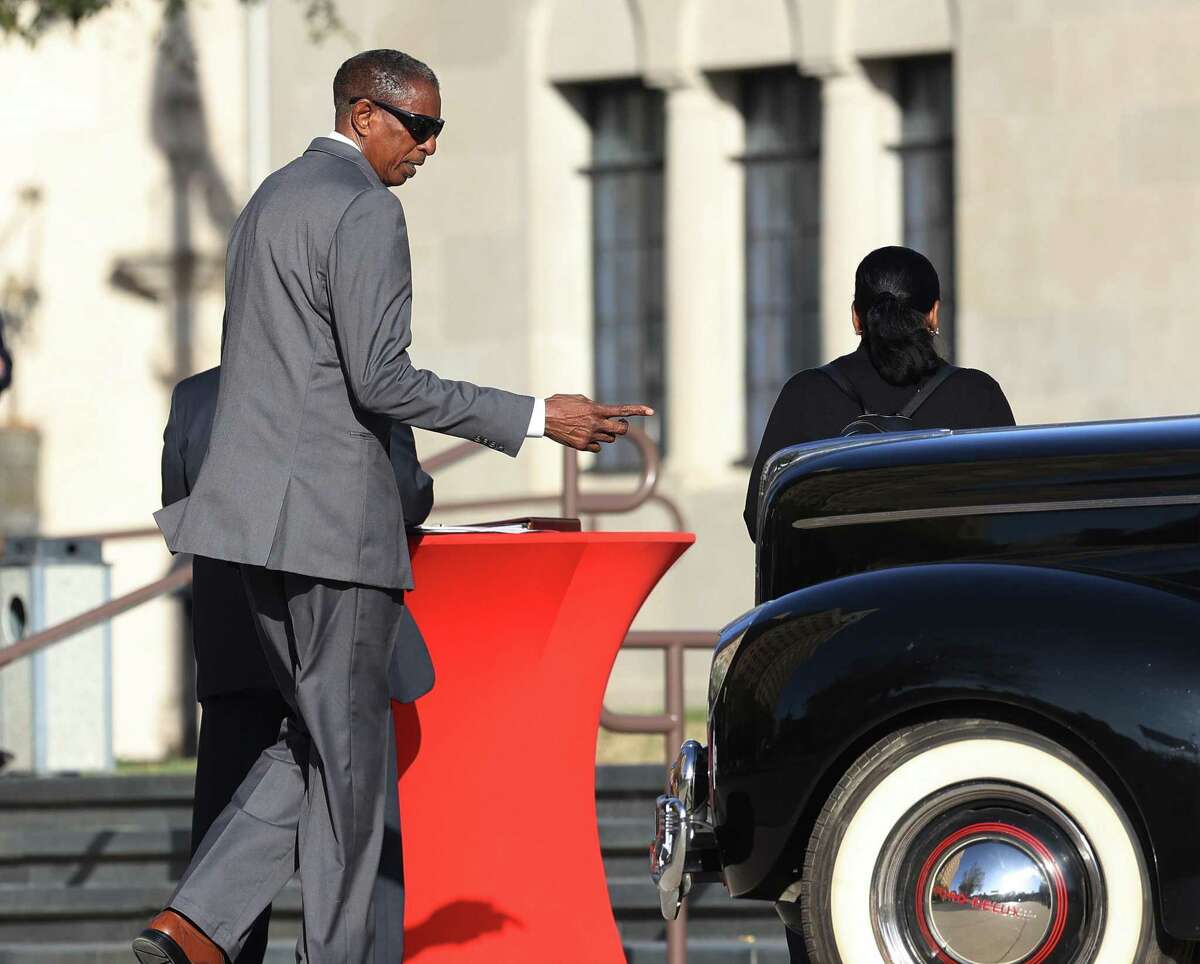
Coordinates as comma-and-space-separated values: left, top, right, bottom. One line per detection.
544, 394, 655, 453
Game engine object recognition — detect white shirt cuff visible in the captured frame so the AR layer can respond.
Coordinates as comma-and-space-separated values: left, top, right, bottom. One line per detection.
526, 397, 545, 438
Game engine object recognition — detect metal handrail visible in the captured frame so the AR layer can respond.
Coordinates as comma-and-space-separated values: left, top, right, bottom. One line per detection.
599, 630, 717, 964
599, 631, 717, 759
0, 561, 193, 670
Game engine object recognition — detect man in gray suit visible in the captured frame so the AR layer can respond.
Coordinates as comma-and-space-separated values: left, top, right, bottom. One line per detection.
136, 48, 650, 964
161, 366, 429, 963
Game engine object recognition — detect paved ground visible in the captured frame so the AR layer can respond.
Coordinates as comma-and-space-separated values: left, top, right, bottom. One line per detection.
929, 902, 1051, 961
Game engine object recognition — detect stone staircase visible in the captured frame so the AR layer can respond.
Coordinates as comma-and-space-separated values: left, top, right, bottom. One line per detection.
596, 766, 788, 963
0, 766, 788, 962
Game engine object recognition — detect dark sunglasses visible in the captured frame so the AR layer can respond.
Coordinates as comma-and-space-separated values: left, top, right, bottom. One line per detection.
349, 97, 444, 143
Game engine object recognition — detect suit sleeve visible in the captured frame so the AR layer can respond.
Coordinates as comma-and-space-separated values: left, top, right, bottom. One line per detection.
389, 423, 435, 526
328, 190, 535, 456
161, 386, 189, 507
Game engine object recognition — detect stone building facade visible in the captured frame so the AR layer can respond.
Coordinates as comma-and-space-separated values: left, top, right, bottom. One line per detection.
1, 0, 1197, 760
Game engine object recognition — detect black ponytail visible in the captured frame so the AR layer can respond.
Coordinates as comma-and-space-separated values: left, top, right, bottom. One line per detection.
854, 246, 943, 385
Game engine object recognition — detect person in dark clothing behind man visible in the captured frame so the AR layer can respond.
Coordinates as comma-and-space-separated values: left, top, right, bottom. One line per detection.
161, 366, 433, 964
744, 245, 1015, 543
742, 246, 1014, 962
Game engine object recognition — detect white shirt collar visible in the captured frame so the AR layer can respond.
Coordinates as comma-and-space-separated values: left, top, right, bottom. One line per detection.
326, 130, 361, 153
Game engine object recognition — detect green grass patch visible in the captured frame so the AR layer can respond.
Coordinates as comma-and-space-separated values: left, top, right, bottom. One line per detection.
114, 757, 198, 775
596, 705, 708, 765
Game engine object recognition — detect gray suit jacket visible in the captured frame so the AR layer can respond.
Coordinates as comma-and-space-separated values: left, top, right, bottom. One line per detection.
163, 366, 435, 701
154, 137, 534, 591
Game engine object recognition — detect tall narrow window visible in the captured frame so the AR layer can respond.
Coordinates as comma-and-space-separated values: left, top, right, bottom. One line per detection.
585, 83, 666, 471
741, 69, 822, 457
896, 56, 955, 355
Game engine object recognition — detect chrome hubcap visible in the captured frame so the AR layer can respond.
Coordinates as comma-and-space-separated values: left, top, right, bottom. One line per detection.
873, 784, 1104, 964
922, 829, 1057, 964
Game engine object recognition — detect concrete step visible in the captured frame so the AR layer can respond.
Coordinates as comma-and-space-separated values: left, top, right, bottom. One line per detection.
0, 767, 662, 808
0, 818, 650, 853
0, 938, 792, 963
598, 796, 662, 821
0, 827, 191, 861
601, 815, 652, 880
0, 807, 193, 832
608, 880, 774, 914
0, 775, 192, 833
0, 884, 301, 944
605, 853, 653, 879
0, 827, 192, 886
0, 819, 651, 883
0, 941, 300, 963
596, 765, 664, 823
617, 916, 789, 944
609, 880, 783, 942
604, 816, 652, 845
0, 879, 778, 944
0, 771, 660, 826
623, 939, 791, 963
595, 764, 663, 795
0, 766, 789, 952
0, 775, 195, 807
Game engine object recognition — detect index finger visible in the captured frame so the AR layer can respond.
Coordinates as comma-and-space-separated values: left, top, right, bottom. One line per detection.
599, 404, 655, 418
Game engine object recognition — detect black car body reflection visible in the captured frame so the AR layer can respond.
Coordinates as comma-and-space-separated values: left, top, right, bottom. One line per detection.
706, 416, 1200, 945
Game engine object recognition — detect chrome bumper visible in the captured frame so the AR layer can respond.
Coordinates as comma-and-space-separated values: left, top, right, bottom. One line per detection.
650, 740, 718, 920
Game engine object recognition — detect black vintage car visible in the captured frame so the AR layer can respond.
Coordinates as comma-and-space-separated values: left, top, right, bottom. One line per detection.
652, 416, 1200, 963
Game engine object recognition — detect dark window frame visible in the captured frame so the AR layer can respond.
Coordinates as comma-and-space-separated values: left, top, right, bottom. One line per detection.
582, 81, 667, 473
737, 68, 823, 461
892, 55, 956, 358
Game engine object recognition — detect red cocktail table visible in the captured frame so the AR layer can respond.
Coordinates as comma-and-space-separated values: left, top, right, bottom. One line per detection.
393, 531, 693, 962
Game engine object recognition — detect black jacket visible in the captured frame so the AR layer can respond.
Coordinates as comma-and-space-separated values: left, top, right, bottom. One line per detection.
744, 343, 1015, 540
162, 367, 436, 700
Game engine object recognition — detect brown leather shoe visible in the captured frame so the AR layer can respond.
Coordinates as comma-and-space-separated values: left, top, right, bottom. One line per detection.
132, 910, 226, 964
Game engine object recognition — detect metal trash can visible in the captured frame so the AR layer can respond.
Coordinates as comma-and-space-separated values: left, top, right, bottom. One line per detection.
0, 536, 113, 773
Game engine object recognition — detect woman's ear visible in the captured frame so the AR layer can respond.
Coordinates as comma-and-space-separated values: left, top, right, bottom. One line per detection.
928, 300, 941, 335
851, 303, 862, 336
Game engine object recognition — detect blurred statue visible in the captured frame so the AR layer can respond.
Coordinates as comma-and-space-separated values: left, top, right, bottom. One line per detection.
0, 184, 43, 409
0, 311, 11, 397
109, 11, 234, 388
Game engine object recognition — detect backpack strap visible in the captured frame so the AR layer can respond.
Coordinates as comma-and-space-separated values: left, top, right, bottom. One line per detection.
898, 364, 960, 418
819, 363, 867, 414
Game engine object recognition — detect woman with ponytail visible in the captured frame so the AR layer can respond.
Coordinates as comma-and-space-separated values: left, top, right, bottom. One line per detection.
744, 245, 1014, 542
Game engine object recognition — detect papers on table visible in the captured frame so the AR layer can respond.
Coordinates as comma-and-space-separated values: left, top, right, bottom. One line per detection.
412, 524, 534, 534
411, 517, 583, 535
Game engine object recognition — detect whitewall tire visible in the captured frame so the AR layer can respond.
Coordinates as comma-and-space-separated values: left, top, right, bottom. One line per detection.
798, 719, 1192, 964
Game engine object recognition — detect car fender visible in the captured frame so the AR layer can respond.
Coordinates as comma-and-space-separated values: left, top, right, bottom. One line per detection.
709, 562, 1200, 939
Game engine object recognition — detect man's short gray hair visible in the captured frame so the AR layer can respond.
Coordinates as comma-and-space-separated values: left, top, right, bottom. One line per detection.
333, 49, 439, 118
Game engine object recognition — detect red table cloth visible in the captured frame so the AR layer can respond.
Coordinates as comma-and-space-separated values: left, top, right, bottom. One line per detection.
393, 531, 694, 962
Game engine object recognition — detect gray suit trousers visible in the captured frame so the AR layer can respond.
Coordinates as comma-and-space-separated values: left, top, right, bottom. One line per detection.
170, 567, 401, 962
